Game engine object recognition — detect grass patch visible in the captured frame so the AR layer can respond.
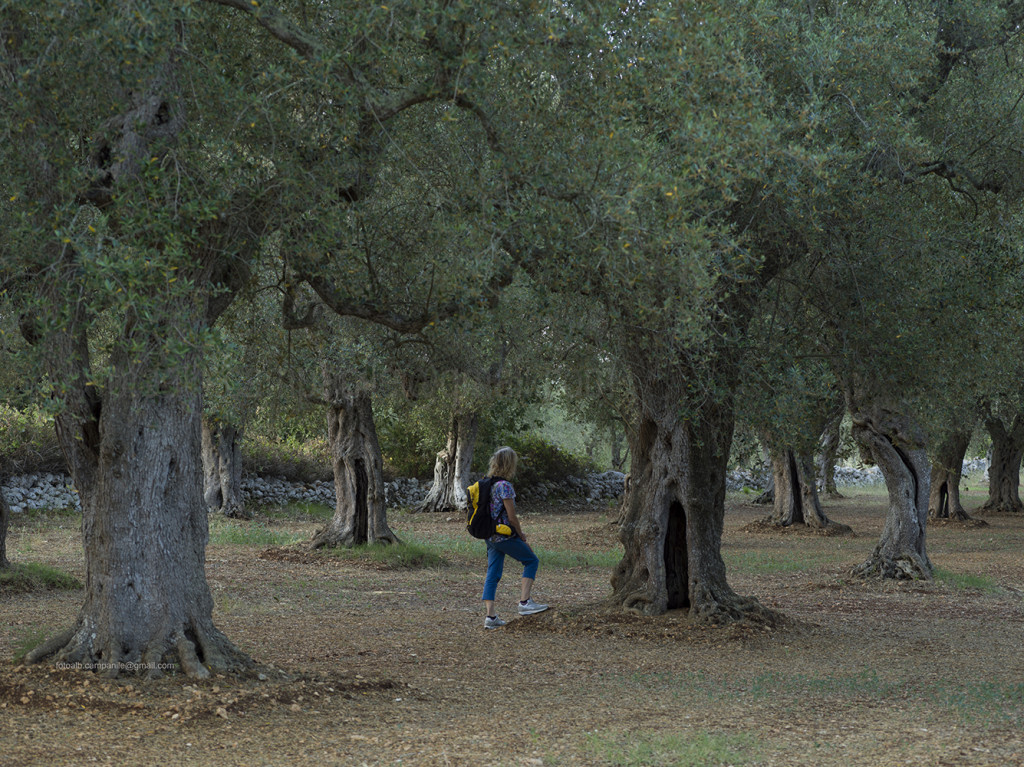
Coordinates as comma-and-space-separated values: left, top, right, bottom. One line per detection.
208, 518, 304, 547
928, 680, 1024, 725
933, 567, 1000, 593
259, 501, 334, 522
395, 531, 622, 569
11, 627, 54, 662
531, 544, 621, 569
584, 729, 760, 767
723, 549, 834, 574
0, 561, 82, 593
617, 667, 899, 704
320, 540, 447, 569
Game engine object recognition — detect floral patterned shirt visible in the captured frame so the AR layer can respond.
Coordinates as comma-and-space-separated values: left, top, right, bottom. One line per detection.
489, 479, 515, 542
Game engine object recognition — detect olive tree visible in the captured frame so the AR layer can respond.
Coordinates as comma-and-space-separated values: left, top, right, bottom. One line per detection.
1, 2, 282, 675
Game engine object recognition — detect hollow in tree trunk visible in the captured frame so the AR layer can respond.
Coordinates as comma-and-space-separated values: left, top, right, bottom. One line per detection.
26, 326, 251, 678
928, 429, 979, 523
611, 388, 767, 622
201, 419, 248, 519
763, 448, 851, 533
979, 414, 1024, 515
847, 398, 931, 580
416, 412, 479, 514
0, 488, 10, 569
310, 373, 397, 548
817, 399, 845, 498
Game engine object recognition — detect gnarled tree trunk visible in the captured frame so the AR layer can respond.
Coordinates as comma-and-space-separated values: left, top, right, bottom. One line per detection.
611, 387, 765, 622
980, 414, 1024, 515
26, 317, 251, 678
416, 412, 479, 514
847, 396, 931, 579
0, 487, 10, 569
310, 373, 397, 548
928, 429, 977, 522
764, 448, 850, 533
201, 419, 248, 519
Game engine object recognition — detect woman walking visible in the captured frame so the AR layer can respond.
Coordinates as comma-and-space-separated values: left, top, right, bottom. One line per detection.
481, 446, 548, 628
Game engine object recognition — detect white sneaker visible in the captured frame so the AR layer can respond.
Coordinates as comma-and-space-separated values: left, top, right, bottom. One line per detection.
484, 615, 507, 629
518, 598, 549, 615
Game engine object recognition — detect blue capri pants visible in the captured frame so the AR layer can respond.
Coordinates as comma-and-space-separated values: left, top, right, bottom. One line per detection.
482, 537, 539, 601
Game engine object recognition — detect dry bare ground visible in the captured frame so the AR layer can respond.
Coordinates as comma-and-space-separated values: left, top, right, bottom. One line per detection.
2, 488, 1023, 766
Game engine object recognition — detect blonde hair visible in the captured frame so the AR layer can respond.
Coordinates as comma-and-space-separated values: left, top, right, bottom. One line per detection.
488, 446, 518, 479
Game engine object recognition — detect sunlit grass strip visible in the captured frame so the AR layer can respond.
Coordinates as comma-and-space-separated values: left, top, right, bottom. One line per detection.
584, 729, 760, 767
318, 540, 446, 569
395, 531, 622, 569
722, 549, 836, 574
0, 562, 82, 593
208, 518, 304, 547
932, 567, 1000, 593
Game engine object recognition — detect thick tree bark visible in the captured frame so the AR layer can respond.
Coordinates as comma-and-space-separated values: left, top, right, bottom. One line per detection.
611, 388, 766, 622
201, 419, 248, 519
817, 400, 845, 498
415, 412, 479, 514
847, 397, 932, 579
0, 488, 10, 569
763, 448, 851, 533
26, 321, 251, 678
928, 429, 977, 522
310, 373, 397, 548
980, 414, 1024, 514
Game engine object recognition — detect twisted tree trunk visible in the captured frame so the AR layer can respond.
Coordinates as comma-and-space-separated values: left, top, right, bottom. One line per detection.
980, 414, 1024, 515
416, 412, 479, 514
847, 396, 931, 579
201, 419, 248, 519
310, 373, 397, 548
611, 385, 767, 622
764, 448, 851, 533
928, 429, 976, 522
25, 312, 251, 678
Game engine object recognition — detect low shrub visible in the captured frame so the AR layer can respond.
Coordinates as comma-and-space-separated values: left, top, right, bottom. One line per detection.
494, 432, 599, 489
0, 405, 65, 475
0, 561, 83, 594
243, 435, 332, 483
320, 540, 446, 569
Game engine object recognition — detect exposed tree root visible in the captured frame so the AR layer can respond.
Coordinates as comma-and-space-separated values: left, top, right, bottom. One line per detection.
308, 524, 399, 549
223, 504, 254, 520
929, 515, 989, 529
689, 585, 782, 627
24, 621, 254, 679
611, 578, 666, 617
851, 550, 932, 580
742, 518, 854, 536
976, 501, 1024, 515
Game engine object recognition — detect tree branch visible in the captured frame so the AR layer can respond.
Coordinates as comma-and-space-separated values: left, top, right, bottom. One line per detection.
201, 0, 319, 59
